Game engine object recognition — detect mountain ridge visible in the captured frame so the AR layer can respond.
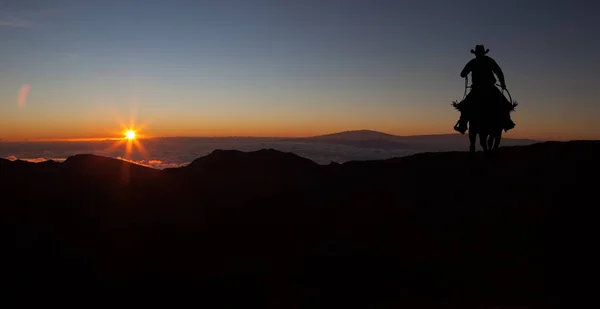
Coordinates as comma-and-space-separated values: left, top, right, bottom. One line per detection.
1, 140, 597, 307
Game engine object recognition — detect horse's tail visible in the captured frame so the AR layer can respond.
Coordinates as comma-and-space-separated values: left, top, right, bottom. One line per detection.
451, 100, 466, 112
451, 100, 459, 110
510, 101, 518, 112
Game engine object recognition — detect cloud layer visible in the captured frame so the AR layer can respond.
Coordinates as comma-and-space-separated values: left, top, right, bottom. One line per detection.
0, 136, 537, 169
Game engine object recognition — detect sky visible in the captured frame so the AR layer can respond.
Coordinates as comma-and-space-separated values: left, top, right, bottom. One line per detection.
1, 0, 599, 141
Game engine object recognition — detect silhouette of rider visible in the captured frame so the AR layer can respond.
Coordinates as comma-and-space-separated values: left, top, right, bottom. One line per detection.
454, 45, 516, 134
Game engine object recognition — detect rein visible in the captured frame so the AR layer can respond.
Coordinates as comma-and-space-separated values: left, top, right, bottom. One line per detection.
496, 83, 513, 103
461, 76, 471, 101
460, 75, 514, 104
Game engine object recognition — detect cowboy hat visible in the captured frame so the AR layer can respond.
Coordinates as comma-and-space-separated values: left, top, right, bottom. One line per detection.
470, 45, 489, 55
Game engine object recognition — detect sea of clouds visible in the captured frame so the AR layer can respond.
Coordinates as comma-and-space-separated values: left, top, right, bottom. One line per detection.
0, 136, 537, 169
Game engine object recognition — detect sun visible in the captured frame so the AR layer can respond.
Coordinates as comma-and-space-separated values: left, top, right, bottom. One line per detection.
125, 130, 136, 140
103, 107, 149, 159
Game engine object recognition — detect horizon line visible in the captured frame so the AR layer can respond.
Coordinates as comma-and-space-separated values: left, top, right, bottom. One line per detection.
0, 130, 549, 143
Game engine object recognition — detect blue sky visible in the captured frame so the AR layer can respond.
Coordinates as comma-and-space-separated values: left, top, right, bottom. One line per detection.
1, 0, 599, 140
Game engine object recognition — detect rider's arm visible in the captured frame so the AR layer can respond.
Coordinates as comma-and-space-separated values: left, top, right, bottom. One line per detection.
460, 60, 473, 78
491, 58, 506, 88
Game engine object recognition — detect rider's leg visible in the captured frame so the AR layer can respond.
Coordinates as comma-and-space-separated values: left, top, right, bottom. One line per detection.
469, 127, 477, 152
454, 112, 468, 134
496, 88, 515, 132
454, 96, 471, 134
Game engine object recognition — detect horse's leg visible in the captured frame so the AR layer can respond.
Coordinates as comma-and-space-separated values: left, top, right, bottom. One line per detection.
479, 133, 488, 152
469, 125, 477, 153
492, 129, 502, 151
487, 133, 494, 150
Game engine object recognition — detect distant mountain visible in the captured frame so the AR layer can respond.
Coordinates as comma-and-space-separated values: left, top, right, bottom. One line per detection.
309, 129, 538, 143
2, 140, 597, 307
299, 129, 539, 151
308, 129, 400, 141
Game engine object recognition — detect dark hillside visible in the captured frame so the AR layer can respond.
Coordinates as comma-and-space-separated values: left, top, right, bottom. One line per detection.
2, 141, 598, 308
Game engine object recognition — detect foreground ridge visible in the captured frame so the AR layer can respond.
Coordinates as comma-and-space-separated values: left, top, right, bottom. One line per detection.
1, 140, 598, 307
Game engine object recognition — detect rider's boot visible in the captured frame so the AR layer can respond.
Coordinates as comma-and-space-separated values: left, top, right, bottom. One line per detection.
454, 117, 468, 134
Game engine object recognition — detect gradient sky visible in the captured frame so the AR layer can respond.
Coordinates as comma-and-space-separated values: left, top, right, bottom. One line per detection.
1, 0, 599, 141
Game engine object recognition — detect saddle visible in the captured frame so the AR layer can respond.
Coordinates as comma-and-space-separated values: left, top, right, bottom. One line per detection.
452, 84, 516, 113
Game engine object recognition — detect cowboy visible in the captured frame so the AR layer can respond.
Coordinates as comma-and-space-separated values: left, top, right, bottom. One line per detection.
454, 45, 516, 134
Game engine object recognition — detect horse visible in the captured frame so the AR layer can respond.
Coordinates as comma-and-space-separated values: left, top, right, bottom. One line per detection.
452, 85, 518, 154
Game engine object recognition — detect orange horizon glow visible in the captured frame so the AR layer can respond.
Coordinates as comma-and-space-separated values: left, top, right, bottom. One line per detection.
0, 128, 587, 142
0, 104, 594, 143
2, 97, 597, 142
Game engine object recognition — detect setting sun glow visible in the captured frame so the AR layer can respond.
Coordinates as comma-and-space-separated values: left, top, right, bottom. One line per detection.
103, 112, 149, 160
125, 130, 136, 140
